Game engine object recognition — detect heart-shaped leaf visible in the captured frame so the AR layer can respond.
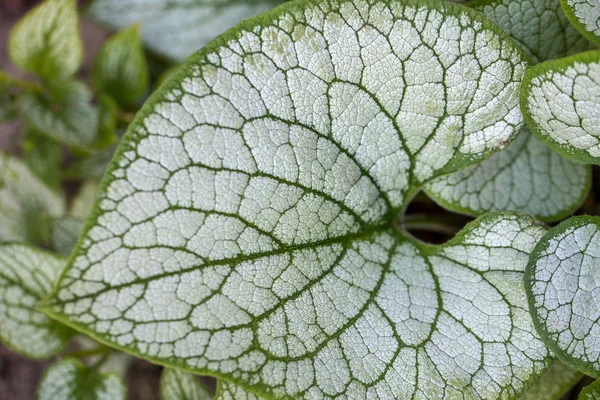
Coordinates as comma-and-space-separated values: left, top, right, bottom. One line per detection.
526, 216, 600, 378
522, 50, 600, 164
42, 1, 550, 398
8, 0, 82, 80
37, 358, 126, 400
87, 0, 286, 61
0, 244, 72, 359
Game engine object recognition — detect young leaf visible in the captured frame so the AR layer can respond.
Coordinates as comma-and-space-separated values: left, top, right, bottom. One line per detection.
580, 378, 600, 400
41, 1, 547, 398
8, 0, 82, 80
161, 368, 213, 400
87, 0, 286, 61
20, 81, 100, 149
521, 361, 583, 400
93, 25, 149, 108
0, 154, 65, 244
51, 217, 85, 256
217, 381, 259, 400
526, 216, 600, 378
0, 244, 72, 359
36, 358, 126, 400
562, 0, 600, 45
522, 51, 600, 164
22, 126, 63, 190
425, 0, 594, 221
425, 130, 591, 222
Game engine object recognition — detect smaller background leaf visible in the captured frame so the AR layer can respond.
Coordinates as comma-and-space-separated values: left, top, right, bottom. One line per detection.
521, 361, 583, 400
160, 368, 213, 400
0, 154, 65, 245
51, 217, 85, 256
93, 25, 149, 108
22, 126, 62, 189
19, 81, 100, 149
8, 0, 82, 80
36, 358, 126, 400
580, 378, 600, 400
522, 51, 600, 165
0, 244, 73, 359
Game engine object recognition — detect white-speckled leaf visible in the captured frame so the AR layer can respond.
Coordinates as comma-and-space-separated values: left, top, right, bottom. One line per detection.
0, 154, 65, 245
42, 1, 549, 398
161, 369, 212, 400
88, 0, 286, 61
37, 358, 126, 400
522, 51, 600, 164
521, 361, 583, 400
8, 0, 82, 80
217, 381, 259, 400
425, 0, 593, 221
0, 244, 72, 359
580, 378, 600, 400
473, 0, 594, 63
562, 0, 600, 45
526, 216, 600, 378
425, 130, 590, 222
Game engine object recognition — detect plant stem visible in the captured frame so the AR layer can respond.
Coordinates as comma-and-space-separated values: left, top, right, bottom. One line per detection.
402, 214, 465, 235
1, 74, 43, 92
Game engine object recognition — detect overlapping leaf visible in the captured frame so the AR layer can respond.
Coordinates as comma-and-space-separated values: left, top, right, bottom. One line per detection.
522, 51, 600, 164
520, 361, 583, 400
87, 0, 286, 61
426, 130, 590, 221
562, 0, 600, 45
37, 358, 126, 400
0, 244, 72, 359
581, 379, 600, 400
425, 0, 593, 221
42, 0, 552, 398
0, 154, 65, 244
526, 216, 600, 378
